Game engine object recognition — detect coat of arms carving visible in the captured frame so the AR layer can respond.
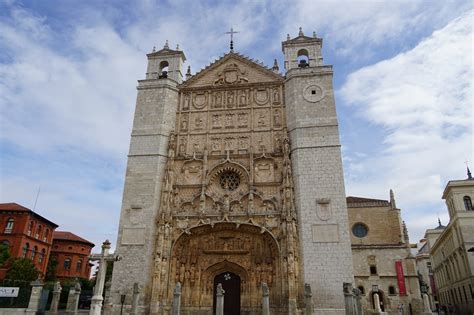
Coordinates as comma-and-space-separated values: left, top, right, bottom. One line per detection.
214, 63, 249, 85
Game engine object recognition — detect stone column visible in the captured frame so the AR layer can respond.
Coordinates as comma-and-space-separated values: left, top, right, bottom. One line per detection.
49, 281, 62, 314
343, 282, 355, 315
215, 283, 225, 315
26, 279, 43, 314
90, 240, 111, 315
131, 282, 140, 315
172, 282, 182, 315
73, 282, 82, 315
103, 281, 113, 315
304, 283, 313, 315
352, 288, 362, 315
262, 282, 270, 315
422, 293, 433, 315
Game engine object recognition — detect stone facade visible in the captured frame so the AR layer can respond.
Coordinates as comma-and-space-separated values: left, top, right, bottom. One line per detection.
347, 195, 424, 314
110, 30, 354, 314
430, 174, 474, 313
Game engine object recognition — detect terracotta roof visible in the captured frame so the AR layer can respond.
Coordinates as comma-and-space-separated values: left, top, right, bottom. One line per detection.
346, 196, 389, 204
53, 231, 95, 247
0, 202, 59, 227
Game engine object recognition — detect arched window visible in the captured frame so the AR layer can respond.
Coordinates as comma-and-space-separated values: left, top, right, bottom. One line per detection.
38, 249, 46, 265
31, 246, 37, 262
358, 286, 365, 295
297, 49, 309, 67
44, 228, 49, 242
1, 240, 10, 253
64, 258, 71, 270
27, 221, 34, 236
464, 196, 473, 211
76, 260, 83, 272
4, 218, 14, 233
22, 243, 29, 258
388, 286, 396, 295
159, 61, 169, 78
36, 225, 42, 239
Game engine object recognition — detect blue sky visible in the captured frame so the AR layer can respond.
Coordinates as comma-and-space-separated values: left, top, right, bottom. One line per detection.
0, 0, 472, 252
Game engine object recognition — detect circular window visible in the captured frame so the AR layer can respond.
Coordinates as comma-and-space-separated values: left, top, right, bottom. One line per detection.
219, 171, 240, 191
352, 223, 368, 238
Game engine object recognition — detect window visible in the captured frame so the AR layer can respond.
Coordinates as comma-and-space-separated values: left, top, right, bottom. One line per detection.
27, 221, 33, 236
370, 265, 378, 275
427, 261, 433, 274
4, 218, 14, 233
358, 286, 365, 295
464, 196, 473, 211
38, 249, 45, 264
219, 171, 241, 191
388, 286, 396, 295
22, 243, 29, 258
76, 260, 83, 272
68, 246, 73, 250
36, 225, 42, 239
44, 229, 49, 242
352, 223, 369, 238
31, 246, 37, 262
64, 258, 71, 270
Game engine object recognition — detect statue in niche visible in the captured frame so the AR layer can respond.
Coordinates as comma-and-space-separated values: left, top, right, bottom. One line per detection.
179, 139, 187, 155
274, 109, 281, 126
227, 91, 235, 107
273, 88, 280, 104
215, 92, 222, 108
274, 136, 282, 153
239, 90, 247, 106
225, 113, 234, 128
238, 137, 248, 150
181, 117, 188, 131
195, 116, 204, 129
183, 93, 190, 109
168, 132, 176, 157
257, 138, 266, 152
224, 137, 234, 151
212, 114, 221, 128
193, 142, 200, 153
237, 113, 248, 127
257, 112, 266, 127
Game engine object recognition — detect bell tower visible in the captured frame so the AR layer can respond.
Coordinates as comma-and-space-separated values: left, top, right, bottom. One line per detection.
282, 28, 354, 314
109, 41, 185, 314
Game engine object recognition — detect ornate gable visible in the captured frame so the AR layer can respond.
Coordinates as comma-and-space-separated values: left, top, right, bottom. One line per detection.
180, 53, 283, 89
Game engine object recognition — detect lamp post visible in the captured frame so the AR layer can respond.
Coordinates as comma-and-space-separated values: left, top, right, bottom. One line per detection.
120, 294, 126, 315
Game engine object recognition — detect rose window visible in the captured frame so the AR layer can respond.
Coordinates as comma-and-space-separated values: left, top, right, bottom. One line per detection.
219, 171, 240, 191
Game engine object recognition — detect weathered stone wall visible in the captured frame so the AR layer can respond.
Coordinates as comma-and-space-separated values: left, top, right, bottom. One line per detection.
284, 66, 354, 313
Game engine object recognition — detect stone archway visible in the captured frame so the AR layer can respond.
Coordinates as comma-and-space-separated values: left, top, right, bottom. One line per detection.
168, 222, 282, 313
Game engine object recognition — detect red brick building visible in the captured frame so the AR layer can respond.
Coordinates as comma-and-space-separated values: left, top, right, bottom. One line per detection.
0, 203, 58, 278
51, 231, 94, 280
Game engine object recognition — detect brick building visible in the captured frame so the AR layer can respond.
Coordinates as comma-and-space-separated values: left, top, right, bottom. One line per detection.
0, 202, 58, 278
51, 231, 95, 280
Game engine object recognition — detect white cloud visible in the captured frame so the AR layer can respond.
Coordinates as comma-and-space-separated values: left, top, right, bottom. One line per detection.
340, 10, 473, 240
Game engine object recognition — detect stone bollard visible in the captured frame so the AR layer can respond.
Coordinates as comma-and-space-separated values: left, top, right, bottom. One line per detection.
66, 281, 81, 315
304, 283, 313, 315
131, 282, 140, 315
373, 293, 387, 314
215, 283, 225, 315
172, 282, 182, 315
49, 281, 62, 314
422, 293, 432, 314
343, 282, 355, 315
262, 282, 270, 315
26, 278, 44, 314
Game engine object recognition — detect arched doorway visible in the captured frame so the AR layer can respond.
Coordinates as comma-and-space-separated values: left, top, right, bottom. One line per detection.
213, 272, 241, 315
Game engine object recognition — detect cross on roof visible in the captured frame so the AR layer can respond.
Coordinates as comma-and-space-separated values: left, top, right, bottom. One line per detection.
225, 27, 239, 52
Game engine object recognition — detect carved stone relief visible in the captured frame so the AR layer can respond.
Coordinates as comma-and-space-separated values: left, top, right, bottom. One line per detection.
254, 109, 269, 129
183, 93, 191, 110
254, 88, 269, 105
193, 92, 208, 109
214, 63, 249, 85
254, 159, 275, 183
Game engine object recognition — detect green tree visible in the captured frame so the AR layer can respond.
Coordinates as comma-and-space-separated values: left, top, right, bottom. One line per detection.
45, 255, 58, 281
0, 244, 10, 266
5, 258, 39, 282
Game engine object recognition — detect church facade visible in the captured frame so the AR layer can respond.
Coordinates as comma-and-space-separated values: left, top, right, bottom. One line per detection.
110, 30, 354, 314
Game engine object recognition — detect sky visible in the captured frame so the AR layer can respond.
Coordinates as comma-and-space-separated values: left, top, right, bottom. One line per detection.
0, 0, 472, 253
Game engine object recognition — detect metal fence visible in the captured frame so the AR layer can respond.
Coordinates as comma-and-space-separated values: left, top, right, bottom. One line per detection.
0, 279, 31, 308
